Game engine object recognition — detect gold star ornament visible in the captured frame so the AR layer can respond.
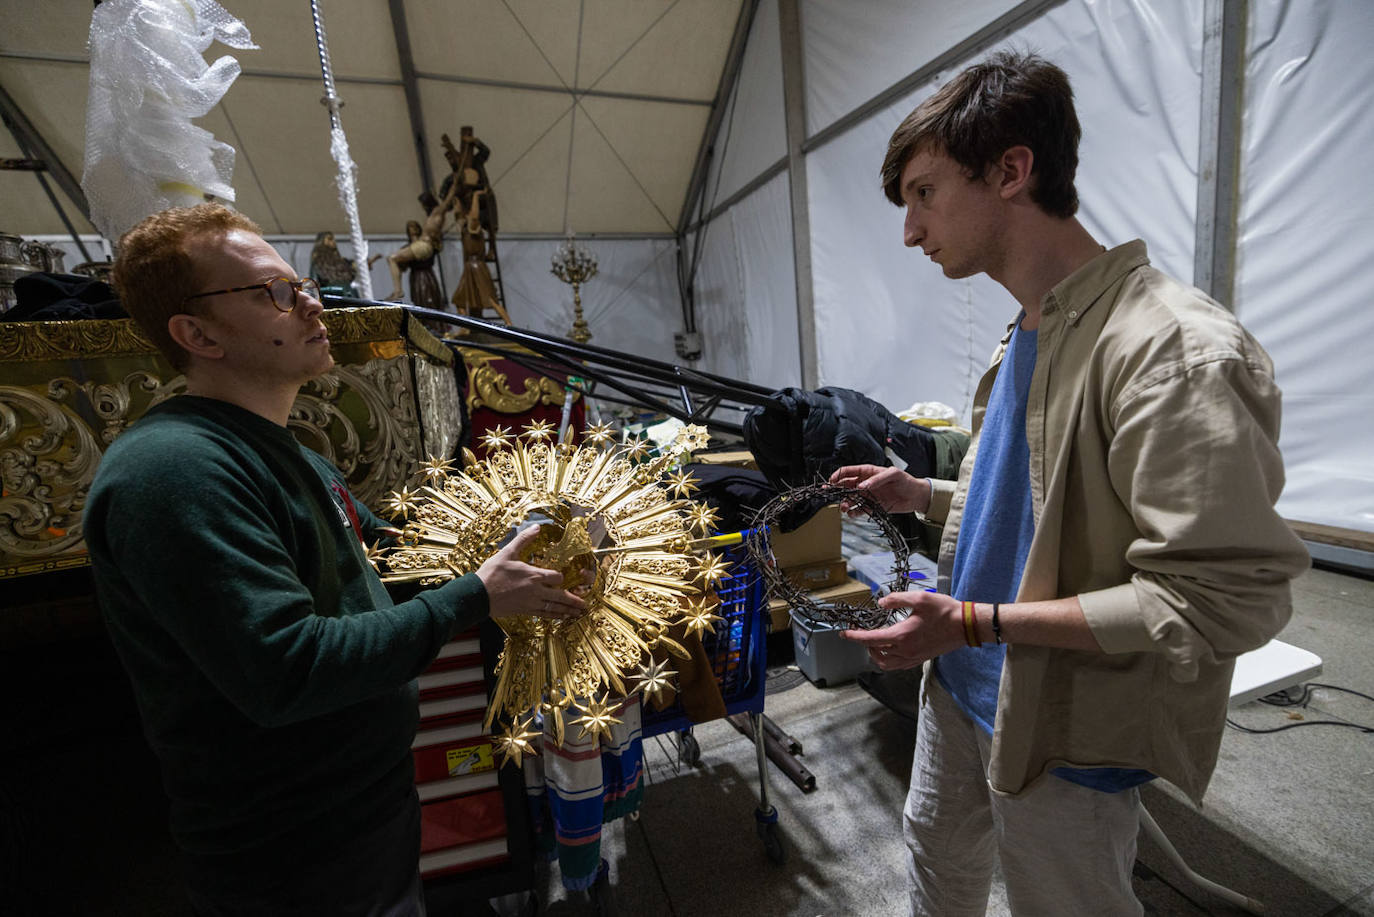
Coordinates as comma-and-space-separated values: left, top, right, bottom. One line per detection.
573, 693, 624, 744
481, 425, 514, 451
665, 468, 699, 499
522, 419, 556, 442
492, 714, 540, 768
630, 657, 678, 707
418, 455, 456, 483
583, 422, 616, 446
686, 503, 721, 535
696, 552, 731, 588
384, 485, 420, 519
682, 596, 724, 638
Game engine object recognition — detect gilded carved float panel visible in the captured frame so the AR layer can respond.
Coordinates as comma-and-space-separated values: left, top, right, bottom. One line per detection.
0, 307, 459, 579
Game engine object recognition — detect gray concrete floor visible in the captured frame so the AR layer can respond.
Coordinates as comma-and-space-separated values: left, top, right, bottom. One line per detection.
498, 561, 1374, 917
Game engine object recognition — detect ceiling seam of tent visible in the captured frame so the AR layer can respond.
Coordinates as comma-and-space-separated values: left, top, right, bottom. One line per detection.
412, 71, 711, 106
218, 102, 282, 233
563, 0, 587, 235
0, 52, 709, 106
575, 102, 675, 232
502, 272, 562, 327
499, 0, 574, 90
582, 0, 683, 93
490, 103, 576, 188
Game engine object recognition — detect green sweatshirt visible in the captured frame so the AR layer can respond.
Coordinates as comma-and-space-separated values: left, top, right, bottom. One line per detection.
84, 395, 487, 884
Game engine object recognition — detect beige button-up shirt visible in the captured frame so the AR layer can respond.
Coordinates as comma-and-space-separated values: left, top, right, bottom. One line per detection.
925, 240, 1309, 802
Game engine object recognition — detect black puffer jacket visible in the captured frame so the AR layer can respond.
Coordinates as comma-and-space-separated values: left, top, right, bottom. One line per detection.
742, 386, 943, 491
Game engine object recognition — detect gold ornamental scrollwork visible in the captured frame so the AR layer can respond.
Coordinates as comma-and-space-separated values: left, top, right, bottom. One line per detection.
321, 307, 406, 346
463, 348, 580, 415
0, 320, 155, 362
288, 355, 424, 509
1, 371, 185, 563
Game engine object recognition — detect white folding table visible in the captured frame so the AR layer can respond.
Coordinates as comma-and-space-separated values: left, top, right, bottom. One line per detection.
1139, 638, 1323, 915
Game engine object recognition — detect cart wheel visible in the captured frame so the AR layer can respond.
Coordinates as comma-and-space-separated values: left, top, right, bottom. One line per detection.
760, 821, 787, 864
678, 730, 701, 767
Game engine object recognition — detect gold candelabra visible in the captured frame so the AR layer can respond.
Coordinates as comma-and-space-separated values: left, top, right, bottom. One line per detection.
551, 234, 598, 344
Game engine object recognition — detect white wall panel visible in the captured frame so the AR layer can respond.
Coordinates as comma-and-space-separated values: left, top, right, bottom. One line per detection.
688, 171, 799, 390
702, 0, 788, 209
807, 0, 1202, 424
692, 211, 750, 382
800, 0, 1023, 136
727, 172, 801, 389
1237, 0, 1374, 533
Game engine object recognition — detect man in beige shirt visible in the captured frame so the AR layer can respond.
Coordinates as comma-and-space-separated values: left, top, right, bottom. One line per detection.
831, 52, 1308, 916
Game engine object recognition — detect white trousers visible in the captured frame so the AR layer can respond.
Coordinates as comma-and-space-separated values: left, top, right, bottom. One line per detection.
904, 677, 1143, 917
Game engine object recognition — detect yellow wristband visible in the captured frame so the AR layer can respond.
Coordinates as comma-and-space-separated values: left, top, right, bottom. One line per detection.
961, 600, 982, 648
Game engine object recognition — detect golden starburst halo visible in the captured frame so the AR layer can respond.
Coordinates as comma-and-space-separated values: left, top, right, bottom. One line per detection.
373, 420, 728, 765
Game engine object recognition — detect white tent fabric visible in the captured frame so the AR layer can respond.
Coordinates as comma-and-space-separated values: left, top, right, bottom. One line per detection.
801, 0, 1025, 136
1236, 0, 1374, 532
2, 0, 742, 237
700, 0, 786, 209
688, 171, 799, 390
7, 0, 1373, 538
807, 0, 1202, 420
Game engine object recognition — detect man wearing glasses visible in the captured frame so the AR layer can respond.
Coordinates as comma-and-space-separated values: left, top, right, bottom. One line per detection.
84, 204, 584, 915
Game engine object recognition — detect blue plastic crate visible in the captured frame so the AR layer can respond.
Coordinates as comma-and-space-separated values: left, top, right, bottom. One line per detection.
643, 543, 767, 737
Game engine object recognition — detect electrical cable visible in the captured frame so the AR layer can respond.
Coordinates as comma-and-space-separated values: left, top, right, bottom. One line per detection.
1226, 680, 1374, 735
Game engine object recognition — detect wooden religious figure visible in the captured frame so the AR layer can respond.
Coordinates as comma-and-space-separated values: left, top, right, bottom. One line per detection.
442, 127, 511, 326
386, 182, 459, 307
310, 231, 380, 298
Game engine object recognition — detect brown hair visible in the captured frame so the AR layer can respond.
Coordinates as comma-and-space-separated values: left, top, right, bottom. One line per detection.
880, 51, 1080, 218
112, 204, 262, 371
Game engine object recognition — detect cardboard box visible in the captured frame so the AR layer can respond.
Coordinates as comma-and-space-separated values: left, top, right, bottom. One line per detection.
783, 558, 850, 591
691, 449, 757, 469
767, 575, 871, 633
769, 504, 842, 568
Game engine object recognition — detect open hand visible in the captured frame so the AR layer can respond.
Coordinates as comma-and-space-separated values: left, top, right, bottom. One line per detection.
829, 464, 931, 515
476, 526, 588, 621
841, 590, 963, 670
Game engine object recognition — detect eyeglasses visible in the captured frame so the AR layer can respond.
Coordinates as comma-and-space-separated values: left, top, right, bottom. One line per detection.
183, 277, 321, 313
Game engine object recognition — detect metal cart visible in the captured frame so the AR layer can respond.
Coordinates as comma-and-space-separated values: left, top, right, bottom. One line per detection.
641, 543, 785, 864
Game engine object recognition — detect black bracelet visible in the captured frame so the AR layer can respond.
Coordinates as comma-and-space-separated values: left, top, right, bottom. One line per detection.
992, 602, 1003, 644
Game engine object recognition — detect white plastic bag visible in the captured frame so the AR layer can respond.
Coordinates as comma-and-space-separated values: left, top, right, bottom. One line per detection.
82, 0, 258, 240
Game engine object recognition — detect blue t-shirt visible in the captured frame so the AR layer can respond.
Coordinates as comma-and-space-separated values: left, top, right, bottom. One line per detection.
934, 320, 1152, 794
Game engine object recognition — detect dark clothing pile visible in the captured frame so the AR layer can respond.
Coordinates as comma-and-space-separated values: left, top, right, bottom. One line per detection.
742, 385, 965, 491
2, 271, 125, 321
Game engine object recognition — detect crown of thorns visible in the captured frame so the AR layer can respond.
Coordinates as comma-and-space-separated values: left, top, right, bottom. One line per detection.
744, 482, 911, 630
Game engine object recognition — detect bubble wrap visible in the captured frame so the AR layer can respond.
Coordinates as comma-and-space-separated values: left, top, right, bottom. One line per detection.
82, 0, 258, 240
